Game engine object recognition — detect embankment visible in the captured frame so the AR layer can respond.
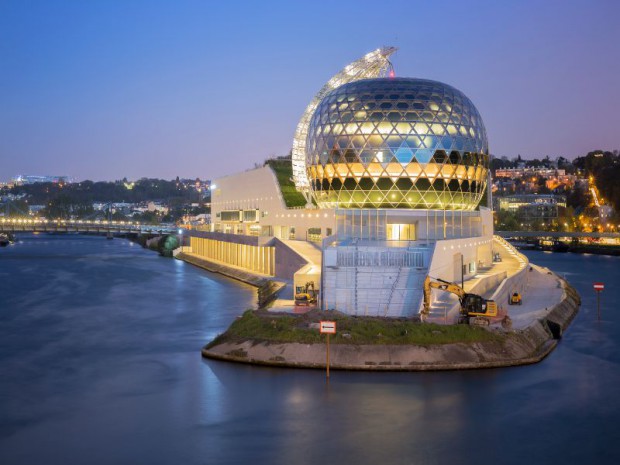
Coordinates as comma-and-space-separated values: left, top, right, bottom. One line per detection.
202, 276, 580, 371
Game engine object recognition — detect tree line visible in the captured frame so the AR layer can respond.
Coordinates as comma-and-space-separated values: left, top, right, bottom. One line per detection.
2, 177, 209, 223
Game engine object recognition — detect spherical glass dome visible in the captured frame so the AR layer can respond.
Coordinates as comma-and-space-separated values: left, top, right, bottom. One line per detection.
305, 77, 489, 210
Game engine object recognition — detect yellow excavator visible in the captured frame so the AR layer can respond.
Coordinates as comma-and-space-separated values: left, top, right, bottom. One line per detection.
509, 292, 522, 305
423, 276, 498, 326
294, 281, 317, 306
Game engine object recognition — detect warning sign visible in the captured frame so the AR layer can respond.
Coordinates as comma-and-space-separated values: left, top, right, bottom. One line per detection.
319, 321, 336, 334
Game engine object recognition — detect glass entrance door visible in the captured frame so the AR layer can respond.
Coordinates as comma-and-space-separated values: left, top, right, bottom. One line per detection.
387, 223, 416, 241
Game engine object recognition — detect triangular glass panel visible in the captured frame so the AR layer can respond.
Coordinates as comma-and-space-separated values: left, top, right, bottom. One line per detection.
415, 148, 433, 164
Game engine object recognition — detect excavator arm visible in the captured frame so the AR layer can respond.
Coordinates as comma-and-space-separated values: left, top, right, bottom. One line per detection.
422, 276, 467, 315
422, 275, 498, 324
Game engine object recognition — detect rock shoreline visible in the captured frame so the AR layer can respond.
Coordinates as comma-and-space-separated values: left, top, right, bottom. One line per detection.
202, 277, 580, 371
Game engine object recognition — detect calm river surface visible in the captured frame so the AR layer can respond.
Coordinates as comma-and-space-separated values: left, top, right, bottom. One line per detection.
1, 235, 619, 465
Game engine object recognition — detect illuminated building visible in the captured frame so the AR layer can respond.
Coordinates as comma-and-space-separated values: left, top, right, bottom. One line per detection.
12, 175, 71, 185
495, 194, 566, 213
187, 48, 501, 318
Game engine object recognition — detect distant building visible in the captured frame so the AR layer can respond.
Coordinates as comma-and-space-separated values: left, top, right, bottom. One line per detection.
495, 168, 565, 179
599, 205, 613, 220
92, 202, 134, 214
545, 173, 576, 191
492, 179, 517, 195
12, 175, 72, 185
28, 205, 46, 215
185, 213, 210, 225
494, 194, 566, 221
494, 168, 577, 193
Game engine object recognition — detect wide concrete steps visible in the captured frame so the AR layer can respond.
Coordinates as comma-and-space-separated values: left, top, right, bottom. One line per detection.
324, 266, 427, 318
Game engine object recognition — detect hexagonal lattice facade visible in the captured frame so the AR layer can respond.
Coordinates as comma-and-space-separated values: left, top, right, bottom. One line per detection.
306, 78, 489, 210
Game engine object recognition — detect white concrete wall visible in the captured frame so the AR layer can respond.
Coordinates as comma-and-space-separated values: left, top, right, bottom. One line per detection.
489, 237, 530, 307
211, 166, 336, 240
212, 166, 286, 214
427, 236, 493, 284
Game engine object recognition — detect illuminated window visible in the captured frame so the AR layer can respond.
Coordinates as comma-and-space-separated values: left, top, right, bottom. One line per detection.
387, 223, 416, 241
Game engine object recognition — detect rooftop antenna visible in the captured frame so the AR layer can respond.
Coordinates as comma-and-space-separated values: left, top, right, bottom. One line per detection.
389, 37, 400, 78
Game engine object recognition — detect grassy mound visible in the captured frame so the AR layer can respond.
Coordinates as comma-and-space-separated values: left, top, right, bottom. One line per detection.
265, 159, 307, 208
207, 309, 504, 348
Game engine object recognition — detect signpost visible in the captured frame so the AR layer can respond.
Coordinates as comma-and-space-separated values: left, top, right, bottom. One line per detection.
320, 321, 336, 379
593, 282, 604, 320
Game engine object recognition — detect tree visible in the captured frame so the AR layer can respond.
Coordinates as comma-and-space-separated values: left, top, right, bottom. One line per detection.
557, 156, 570, 168
566, 186, 589, 211
495, 210, 519, 231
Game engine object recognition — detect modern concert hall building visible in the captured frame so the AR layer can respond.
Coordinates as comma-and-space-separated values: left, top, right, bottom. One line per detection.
186, 48, 510, 319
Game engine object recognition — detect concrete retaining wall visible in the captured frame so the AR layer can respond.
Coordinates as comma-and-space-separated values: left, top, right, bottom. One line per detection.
176, 252, 286, 307
203, 321, 556, 371
544, 278, 581, 334
203, 280, 580, 371
469, 271, 508, 297
176, 252, 268, 287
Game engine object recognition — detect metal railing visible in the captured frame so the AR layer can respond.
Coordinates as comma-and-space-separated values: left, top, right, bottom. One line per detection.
336, 248, 428, 268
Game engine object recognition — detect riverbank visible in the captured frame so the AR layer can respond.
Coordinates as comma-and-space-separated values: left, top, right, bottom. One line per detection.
567, 244, 620, 256
511, 241, 620, 257
202, 275, 580, 371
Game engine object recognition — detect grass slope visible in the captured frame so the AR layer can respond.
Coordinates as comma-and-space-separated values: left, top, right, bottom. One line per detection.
265, 159, 307, 208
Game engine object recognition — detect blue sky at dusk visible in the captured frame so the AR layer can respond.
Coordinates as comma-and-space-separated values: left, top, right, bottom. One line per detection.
1, 0, 619, 181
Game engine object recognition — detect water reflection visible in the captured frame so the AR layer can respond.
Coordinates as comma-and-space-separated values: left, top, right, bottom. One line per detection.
0, 238, 619, 464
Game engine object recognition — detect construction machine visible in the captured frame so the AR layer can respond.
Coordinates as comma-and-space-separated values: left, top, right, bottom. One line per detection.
294, 281, 317, 306
422, 276, 498, 326
509, 292, 522, 305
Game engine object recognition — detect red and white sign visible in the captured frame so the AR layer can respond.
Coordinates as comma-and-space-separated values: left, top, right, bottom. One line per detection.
319, 321, 336, 334
593, 282, 605, 291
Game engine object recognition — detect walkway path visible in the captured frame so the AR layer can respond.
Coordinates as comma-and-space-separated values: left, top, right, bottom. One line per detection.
507, 265, 564, 329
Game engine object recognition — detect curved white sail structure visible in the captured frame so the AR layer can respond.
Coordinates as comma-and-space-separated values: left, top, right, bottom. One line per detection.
292, 47, 397, 197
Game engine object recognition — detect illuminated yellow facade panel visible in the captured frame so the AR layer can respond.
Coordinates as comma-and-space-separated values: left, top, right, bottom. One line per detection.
190, 237, 275, 276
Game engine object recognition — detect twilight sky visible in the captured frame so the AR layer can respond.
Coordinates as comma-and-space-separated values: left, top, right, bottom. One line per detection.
1, 0, 619, 182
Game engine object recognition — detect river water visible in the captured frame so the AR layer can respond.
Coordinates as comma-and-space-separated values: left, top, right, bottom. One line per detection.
0, 235, 619, 465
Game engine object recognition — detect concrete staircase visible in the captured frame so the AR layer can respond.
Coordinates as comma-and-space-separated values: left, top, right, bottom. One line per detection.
322, 243, 432, 318
323, 266, 428, 318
